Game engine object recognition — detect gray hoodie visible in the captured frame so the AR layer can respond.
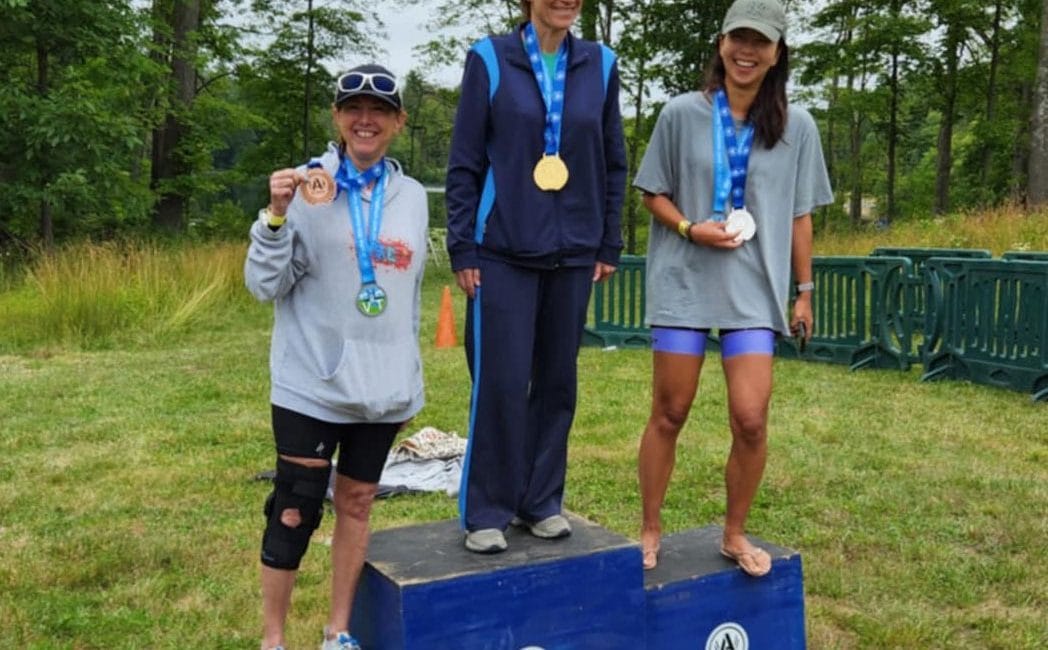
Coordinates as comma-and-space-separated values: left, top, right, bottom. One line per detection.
245, 144, 429, 423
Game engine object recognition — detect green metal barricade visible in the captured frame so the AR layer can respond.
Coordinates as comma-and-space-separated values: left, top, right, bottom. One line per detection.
871, 247, 993, 268
582, 255, 650, 348
1002, 250, 1048, 262
922, 258, 1048, 401
870, 247, 993, 363
777, 256, 913, 370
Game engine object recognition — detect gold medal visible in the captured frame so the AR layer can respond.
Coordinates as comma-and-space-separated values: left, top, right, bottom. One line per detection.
301, 167, 336, 205
532, 154, 569, 191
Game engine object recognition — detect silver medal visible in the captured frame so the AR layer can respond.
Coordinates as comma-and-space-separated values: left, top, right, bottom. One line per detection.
725, 208, 756, 242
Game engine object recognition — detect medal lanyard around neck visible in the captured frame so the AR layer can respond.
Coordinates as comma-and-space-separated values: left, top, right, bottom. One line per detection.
712, 89, 754, 220
522, 22, 568, 156
335, 158, 387, 285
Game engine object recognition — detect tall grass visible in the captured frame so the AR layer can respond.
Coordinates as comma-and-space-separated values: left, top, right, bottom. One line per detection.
2, 206, 1046, 353
816, 203, 1048, 256
0, 241, 252, 352
0, 208, 1045, 354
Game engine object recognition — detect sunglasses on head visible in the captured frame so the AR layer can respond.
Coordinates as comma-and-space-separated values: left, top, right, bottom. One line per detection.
337, 71, 399, 96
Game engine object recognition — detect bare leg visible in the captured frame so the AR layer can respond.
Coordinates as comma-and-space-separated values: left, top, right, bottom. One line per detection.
720, 353, 773, 575
261, 565, 296, 648
638, 351, 703, 569
261, 454, 330, 649
325, 473, 379, 638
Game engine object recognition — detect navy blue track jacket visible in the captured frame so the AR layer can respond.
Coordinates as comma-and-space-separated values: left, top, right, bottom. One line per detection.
445, 28, 627, 271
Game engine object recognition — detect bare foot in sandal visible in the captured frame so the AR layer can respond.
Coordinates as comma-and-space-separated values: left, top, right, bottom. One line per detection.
719, 534, 771, 577
641, 529, 661, 570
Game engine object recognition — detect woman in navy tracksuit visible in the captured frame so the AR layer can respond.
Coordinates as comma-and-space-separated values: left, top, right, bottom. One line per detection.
445, 0, 626, 553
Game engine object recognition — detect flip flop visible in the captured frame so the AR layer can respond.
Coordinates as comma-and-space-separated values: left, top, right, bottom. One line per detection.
719, 544, 771, 577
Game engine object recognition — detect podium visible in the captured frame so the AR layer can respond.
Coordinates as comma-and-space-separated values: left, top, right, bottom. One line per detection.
351, 513, 645, 649
644, 526, 806, 649
352, 514, 805, 649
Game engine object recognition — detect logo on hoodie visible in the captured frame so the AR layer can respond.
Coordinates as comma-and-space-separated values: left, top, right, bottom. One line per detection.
370, 238, 414, 270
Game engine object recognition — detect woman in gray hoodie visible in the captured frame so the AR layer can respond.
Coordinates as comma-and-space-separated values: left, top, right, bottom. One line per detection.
245, 64, 428, 650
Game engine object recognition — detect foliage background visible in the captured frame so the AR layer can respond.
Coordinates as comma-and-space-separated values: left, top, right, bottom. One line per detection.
3, 0, 1048, 250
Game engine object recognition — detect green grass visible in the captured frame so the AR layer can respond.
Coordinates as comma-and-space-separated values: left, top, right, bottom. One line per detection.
1, 217, 1047, 648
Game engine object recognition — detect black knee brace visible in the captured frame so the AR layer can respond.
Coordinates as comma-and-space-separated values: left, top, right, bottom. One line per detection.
260, 458, 330, 570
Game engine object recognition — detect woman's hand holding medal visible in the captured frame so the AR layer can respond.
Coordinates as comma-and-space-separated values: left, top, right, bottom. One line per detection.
268, 168, 306, 217
691, 220, 744, 249
268, 166, 338, 220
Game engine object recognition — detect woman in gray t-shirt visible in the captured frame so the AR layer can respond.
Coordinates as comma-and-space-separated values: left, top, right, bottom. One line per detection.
633, 0, 832, 576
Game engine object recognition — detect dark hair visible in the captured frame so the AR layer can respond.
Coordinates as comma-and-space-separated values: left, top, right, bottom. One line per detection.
519, 1, 530, 20
704, 39, 790, 148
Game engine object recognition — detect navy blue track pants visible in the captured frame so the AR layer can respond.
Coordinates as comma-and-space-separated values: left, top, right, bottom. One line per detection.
459, 259, 594, 532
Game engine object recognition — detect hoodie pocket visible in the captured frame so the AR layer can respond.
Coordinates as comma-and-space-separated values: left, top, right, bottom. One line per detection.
315, 338, 418, 420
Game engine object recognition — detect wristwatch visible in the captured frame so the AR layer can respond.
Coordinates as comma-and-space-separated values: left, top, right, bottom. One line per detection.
795, 281, 815, 293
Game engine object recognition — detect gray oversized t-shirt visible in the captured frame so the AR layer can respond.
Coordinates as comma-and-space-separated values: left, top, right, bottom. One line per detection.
633, 91, 833, 335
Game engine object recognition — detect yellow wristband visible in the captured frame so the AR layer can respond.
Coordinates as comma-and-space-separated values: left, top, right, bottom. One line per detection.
263, 208, 286, 227
677, 219, 692, 239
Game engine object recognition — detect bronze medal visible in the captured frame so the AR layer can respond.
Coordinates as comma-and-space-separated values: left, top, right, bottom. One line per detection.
532, 154, 569, 191
301, 167, 337, 205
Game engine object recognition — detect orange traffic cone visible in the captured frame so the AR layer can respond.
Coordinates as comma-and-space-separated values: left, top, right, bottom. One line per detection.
435, 285, 458, 348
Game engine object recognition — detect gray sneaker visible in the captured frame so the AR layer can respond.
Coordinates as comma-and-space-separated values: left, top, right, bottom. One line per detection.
516, 514, 572, 539
465, 528, 508, 553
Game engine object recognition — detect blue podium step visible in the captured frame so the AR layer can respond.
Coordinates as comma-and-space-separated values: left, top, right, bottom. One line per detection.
351, 512, 646, 649
644, 525, 806, 650
352, 517, 805, 649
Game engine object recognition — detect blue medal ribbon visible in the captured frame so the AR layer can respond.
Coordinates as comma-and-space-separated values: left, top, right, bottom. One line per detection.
334, 157, 388, 314
522, 22, 568, 156
711, 89, 754, 221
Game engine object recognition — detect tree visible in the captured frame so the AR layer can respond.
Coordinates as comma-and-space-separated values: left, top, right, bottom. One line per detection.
802, 0, 929, 225
875, 0, 930, 224
145, 0, 382, 234
1028, 0, 1048, 205
234, 1, 380, 168
580, 0, 614, 42
801, 0, 880, 226
927, 0, 984, 214
151, 0, 203, 233
395, 0, 519, 71
0, 0, 161, 246
610, 1, 730, 251
979, 0, 1006, 186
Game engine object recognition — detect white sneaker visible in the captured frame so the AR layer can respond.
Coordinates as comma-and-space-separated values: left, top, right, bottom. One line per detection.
321, 626, 362, 650
464, 528, 508, 553
520, 514, 572, 539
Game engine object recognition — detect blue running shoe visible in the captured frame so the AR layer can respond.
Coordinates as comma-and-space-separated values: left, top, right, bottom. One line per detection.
321, 627, 362, 650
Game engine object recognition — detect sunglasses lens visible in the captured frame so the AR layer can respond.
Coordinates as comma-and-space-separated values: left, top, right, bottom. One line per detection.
370, 74, 397, 94
339, 73, 365, 92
